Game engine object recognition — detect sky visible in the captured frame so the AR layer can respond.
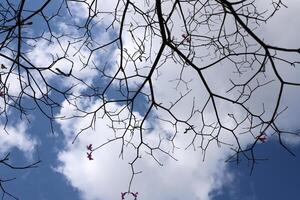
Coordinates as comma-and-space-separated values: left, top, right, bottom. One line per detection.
0, 0, 300, 200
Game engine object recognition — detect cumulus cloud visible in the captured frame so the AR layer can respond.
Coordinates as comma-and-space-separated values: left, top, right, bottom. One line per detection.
52, 0, 300, 200
52, 2, 238, 197
0, 122, 37, 159
26, 34, 101, 94
55, 99, 235, 200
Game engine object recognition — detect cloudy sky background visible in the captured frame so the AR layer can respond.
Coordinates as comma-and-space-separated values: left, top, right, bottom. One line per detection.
1, 0, 300, 200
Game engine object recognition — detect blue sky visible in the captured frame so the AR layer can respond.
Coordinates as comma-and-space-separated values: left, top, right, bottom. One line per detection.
4, 128, 300, 200
215, 142, 300, 200
1, 0, 300, 200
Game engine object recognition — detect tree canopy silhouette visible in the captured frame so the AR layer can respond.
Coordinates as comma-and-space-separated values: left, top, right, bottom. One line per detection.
0, 0, 300, 199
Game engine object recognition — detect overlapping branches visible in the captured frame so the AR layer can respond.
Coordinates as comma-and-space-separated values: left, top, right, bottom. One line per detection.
0, 153, 40, 200
0, 0, 300, 198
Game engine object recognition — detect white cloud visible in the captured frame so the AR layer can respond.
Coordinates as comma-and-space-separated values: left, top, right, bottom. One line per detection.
67, 0, 121, 27
26, 35, 99, 90
53, 0, 300, 200
0, 122, 37, 159
55, 99, 235, 200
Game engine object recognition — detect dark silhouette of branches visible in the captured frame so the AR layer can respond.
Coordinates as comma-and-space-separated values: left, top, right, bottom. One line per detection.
1, 0, 300, 199
0, 153, 40, 200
